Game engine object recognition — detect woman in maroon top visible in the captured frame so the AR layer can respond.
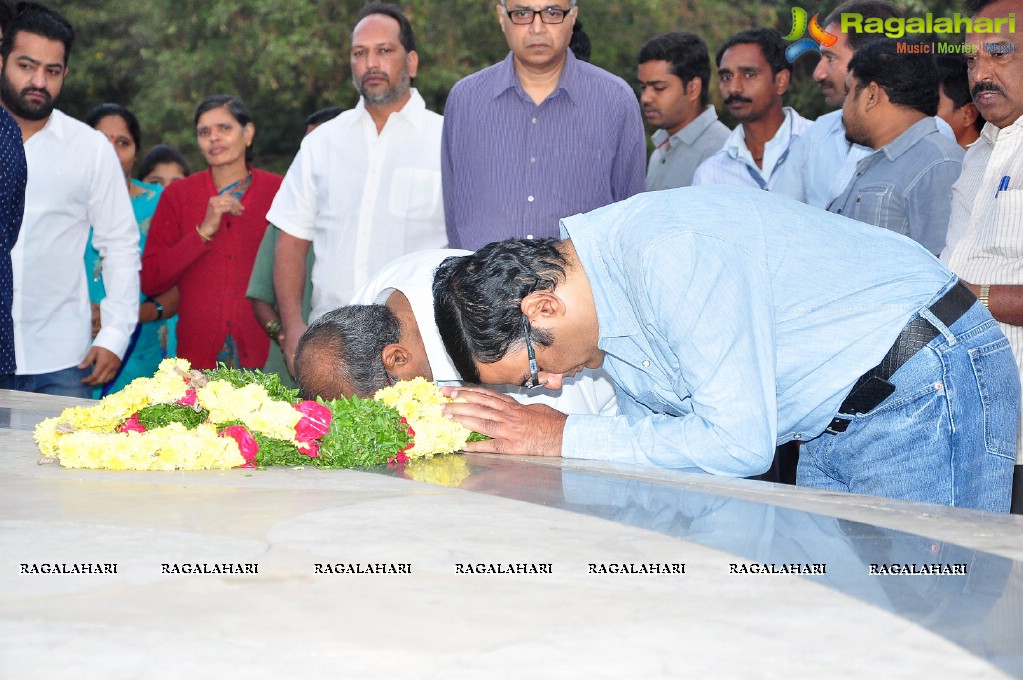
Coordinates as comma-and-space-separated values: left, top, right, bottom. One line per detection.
142, 95, 283, 369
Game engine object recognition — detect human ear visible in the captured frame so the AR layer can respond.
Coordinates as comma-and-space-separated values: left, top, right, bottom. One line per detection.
520, 290, 564, 323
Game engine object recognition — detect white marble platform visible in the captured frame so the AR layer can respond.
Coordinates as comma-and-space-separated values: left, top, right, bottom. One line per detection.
1, 390, 1021, 679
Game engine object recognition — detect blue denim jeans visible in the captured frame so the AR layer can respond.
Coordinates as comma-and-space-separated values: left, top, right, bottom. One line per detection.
798, 301, 1018, 512
0, 366, 93, 399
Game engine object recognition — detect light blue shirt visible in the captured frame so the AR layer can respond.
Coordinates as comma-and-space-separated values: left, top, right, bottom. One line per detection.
559, 186, 955, 475
772, 109, 871, 208
692, 107, 811, 190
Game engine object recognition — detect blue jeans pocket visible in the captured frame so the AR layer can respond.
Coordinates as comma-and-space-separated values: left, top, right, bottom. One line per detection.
969, 337, 1019, 459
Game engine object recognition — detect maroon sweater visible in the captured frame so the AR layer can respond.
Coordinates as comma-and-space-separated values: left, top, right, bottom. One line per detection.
142, 168, 283, 369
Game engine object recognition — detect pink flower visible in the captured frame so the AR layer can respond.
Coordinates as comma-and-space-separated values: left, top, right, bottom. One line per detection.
220, 425, 259, 466
176, 389, 197, 406
293, 400, 332, 443
118, 414, 146, 434
297, 440, 320, 459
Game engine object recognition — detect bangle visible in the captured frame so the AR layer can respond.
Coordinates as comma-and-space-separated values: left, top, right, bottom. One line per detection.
979, 284, 991, 309
264, 318, 283, 339
196, 225, 214, 243
145, 296, 164, 320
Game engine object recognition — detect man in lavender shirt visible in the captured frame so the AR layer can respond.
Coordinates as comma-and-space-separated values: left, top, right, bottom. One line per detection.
441, 1, 646, 250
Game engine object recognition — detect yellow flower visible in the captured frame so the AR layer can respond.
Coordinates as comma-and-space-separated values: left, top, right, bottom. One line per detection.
374, 377, 472, 458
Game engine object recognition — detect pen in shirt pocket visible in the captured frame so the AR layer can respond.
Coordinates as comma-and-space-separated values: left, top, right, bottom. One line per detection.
996, 175, 1010, 198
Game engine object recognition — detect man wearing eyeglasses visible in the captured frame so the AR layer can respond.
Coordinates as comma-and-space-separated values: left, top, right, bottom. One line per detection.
441, 1, 645, 250
291, 249, 617, 417
433, 186, 1018, 512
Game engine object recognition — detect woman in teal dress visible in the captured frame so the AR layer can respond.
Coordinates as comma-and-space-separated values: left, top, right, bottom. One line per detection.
84, 104, 180, 396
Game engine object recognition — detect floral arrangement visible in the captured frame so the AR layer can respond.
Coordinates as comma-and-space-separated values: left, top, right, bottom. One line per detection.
34, 359, 478, 471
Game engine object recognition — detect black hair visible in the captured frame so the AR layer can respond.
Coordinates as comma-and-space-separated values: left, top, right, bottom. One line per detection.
715, 28, 789, 76
194, 93, 252, 127
136, 144, 192, 182
305, 107, 344, 128
0, 0, 15, 34
569, 20, 591, 62
0, 2, 74, 64
936, 55, 985, 132
824, 0, 903, 51
294, 305, 402, 399
639, 32, 712, 108
848, 38, 939, 116
85, 103, 141, 151
432, 240, 567, 379
354, 2, 417, 54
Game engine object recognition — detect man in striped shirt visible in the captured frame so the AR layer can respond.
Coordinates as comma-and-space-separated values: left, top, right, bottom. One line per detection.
940, 0, 1023, 513
441, 1, 645, 250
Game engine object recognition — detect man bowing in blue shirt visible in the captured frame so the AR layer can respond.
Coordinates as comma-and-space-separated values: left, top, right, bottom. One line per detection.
434, 186, 1018, 512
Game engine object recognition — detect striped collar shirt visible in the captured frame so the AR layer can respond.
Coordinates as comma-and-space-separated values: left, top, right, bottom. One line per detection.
692, 107, 812, 190
441, 51, 646, 250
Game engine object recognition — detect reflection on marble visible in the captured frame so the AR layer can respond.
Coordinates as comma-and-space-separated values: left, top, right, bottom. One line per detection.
2, 391, 1022, 678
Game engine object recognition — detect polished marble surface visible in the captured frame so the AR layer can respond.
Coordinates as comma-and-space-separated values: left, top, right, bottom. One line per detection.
2, 389, 1021, 679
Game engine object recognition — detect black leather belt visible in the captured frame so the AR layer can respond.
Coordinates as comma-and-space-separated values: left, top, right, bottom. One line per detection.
826, 281, 977, 434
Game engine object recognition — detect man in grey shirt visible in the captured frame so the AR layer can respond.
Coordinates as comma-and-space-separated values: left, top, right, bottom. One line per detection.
828, 39, 963, 255
638, 32, 729, 190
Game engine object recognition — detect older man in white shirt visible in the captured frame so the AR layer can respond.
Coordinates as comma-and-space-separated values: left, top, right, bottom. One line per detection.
272, 4, 446, 376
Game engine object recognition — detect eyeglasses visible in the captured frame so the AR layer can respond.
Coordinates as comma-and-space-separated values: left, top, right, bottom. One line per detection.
503, 4, 575, 25
521, 316, 548, 389
382, 357, 397, 387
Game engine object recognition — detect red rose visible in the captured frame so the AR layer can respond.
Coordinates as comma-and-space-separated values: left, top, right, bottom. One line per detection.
220, 425, 259, 466
293, 401, 332, 443
118, 414, 146, 434
176, 389, 198, 406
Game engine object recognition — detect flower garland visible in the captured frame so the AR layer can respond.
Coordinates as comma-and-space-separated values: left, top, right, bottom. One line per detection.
34, 359, 476, 471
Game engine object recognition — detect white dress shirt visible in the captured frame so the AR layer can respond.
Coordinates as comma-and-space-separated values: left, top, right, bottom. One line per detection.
13, 109, 140, 374
941, 118, 1023, 463
350, 249, 619, 416
268, 89, 447, 323
692, 107, 812, 190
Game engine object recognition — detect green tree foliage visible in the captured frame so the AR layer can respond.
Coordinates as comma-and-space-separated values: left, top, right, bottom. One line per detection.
46, 0, 964, 174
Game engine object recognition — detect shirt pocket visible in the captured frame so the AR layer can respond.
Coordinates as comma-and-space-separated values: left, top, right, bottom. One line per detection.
990, 189, 1023, 258
849, 183, 897, 231
389, 168, 441, 220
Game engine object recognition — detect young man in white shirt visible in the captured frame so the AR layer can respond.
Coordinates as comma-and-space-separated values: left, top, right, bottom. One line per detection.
0, 5, 139, 398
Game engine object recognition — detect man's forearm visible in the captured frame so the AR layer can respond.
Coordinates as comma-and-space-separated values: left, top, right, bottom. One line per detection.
273, 231, 310, 328
963, 282, 1023, 326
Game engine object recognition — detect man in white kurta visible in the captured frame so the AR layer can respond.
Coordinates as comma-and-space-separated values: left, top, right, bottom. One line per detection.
271, 6, 446, 374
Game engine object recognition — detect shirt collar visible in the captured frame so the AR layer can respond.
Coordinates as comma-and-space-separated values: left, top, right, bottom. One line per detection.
651, 106, 721, 150
880, 116, 939, 161
347, 88, 429, 129
980, 115, 1023, 145
491, 49, 578, 103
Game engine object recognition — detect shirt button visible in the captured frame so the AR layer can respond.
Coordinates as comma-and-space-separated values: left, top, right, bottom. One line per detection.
642, 360, 650, 367
531, 117, 537, 124
526, 234, 534, 239
527, 195, 534, 202
530, 157, 536, 164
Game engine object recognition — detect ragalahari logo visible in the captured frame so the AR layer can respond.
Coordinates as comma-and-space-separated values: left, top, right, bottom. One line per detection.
784, 7, 839, 62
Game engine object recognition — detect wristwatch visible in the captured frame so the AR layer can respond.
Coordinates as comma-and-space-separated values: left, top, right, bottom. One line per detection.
264, 318, 283, 340
145, 296, 164, 320
979, 284, 991, 309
